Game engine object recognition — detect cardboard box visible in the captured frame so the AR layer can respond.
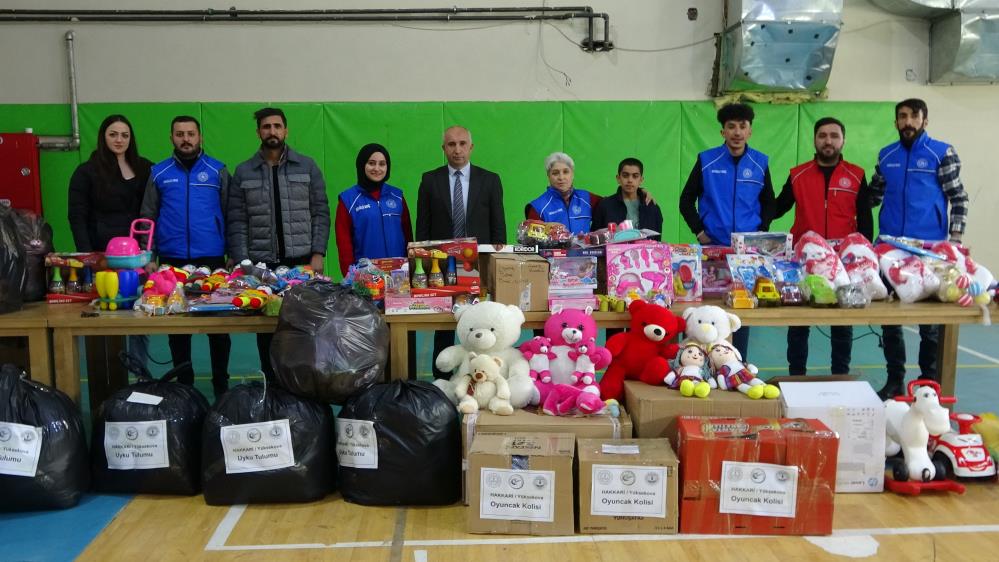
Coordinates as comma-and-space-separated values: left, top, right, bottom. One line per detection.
466, 432, 575, 536
624, 381, 782, 447
461, 407, 633, 504
678, 416, 838, 536
577, 438, 679, 534
780, 381, 885, 493
487, 254, 550, 311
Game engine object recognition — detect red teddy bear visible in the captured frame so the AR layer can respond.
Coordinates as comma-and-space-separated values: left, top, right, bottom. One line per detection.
598, 300, 685, 401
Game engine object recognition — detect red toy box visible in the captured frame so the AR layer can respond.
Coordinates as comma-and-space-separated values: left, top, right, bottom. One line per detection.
677, 416, 838, 536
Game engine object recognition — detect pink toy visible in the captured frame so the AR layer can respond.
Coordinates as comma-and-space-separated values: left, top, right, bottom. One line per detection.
540, 382, 606, 416
931, 241, 996, 298
794, 231, 850, 288
541, 307, 611, 387
707, 341, 779, 400
838, 233, 889, 300
599, 300, 684, 401
568, 338, 598, 385
606, 242, 673, 304
519, 336, 557, 383
143, 268, 180, 296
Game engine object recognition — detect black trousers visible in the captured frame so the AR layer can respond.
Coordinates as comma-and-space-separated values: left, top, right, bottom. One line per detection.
432, 330, 456, 380
732, 326, 750, 362
882, 324, 940, 384
786, 325, 853, 376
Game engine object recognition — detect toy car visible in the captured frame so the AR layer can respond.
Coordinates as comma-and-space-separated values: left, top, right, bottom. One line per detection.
931, 413, 997, 480
753, 277, 780, 307
801, 274, 837, 307
725, 281, 757, 309
778, 282, 804, 305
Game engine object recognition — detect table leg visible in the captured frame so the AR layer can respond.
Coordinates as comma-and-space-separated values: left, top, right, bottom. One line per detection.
937, 324, 959, 396
26, 328, 53, 386
389, 323, 409, 382
53, 329, 81, 405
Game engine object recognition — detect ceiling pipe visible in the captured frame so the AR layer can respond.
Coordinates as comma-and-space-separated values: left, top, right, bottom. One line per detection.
36, 30, 80, 152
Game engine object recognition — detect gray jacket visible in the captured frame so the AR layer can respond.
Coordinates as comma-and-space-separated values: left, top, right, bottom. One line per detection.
227, 146, 330, 263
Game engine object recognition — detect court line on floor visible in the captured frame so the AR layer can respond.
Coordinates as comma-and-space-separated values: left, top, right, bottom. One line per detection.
903, 326, 999, 365
203, 505, 999, 551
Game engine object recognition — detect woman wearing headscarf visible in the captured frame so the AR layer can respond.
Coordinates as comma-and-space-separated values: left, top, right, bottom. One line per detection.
335, 143, 413, 276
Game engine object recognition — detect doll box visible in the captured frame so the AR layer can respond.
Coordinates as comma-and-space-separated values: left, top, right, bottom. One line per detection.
779, 381, 885, 493
383, 295, 453, 315
731, 232, 794, 260
466, 432, 576, 536
547, 256, 598, 290
486, 254, 550, 312
576, 438, 679, 535
623, 381, 781, 449
677, 416, 838, 536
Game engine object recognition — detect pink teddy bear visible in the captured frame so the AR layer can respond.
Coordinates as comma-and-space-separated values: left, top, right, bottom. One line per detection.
540, 338, 606, 416
518, 336, 557, 383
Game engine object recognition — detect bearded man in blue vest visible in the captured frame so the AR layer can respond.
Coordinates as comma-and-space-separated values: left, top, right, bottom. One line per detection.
140, 115, 231, 399
679, 103, 776, 362
871, 98, 969, 400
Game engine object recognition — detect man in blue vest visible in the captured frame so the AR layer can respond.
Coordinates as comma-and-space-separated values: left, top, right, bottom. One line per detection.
141, 115, 231, 399
871, 98, 969, 400
679, 103, 776, 361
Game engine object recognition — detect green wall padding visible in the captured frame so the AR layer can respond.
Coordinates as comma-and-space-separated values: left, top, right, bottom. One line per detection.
2, 100, 901, 279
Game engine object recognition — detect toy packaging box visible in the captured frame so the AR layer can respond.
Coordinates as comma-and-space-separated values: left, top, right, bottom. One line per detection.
383, 295, 453, 315
606, 242, 673, 305
670, 244, 702, 302
678, 416, 838, 536
542, 247, 606, 295
780, 381, 885, 493
486, 254, 550, 312
406, 238, 480, 296
623, 381, 781, 448
732, 232, 794, 260
466, 432, 576, 536
547, 256, 598, 290
702, 245, 735, 297
726, 254, 776, 292
576, 438, 679, 535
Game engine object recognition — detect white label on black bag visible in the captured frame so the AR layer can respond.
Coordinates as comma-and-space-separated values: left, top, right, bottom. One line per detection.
479, 468, 555, 522
590, 464, 667, 518
104, 420, 169, 470
719, 461, 799, 518
220, 419, 295, 474
336, 418, 378, 469
0, 421, 42, 477
125, 392, 164, 406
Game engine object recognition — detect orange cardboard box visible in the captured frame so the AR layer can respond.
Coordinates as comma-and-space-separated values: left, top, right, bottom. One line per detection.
677, 416, 838, 536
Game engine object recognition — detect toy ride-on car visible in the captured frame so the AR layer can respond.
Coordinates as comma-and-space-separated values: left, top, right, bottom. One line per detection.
930, 412, 997, 481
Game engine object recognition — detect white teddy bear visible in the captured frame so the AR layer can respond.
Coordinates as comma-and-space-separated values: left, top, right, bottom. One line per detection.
454, 352, 514, 415
681, 304, 743, 348
433, 301, 536, 408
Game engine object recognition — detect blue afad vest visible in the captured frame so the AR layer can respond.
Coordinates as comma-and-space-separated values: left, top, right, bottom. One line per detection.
339, 183, 407, 261
698, 145, 769, 246
529, 186, 592, 234
150, 154, 226, 259
876, 132, 950, 240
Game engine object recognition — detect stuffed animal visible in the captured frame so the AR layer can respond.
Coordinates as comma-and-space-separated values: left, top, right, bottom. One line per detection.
680, 305, 743, 349
838, 233, 889, 300
795, 231, 850, 288
541, 382, 605, 416
143, 267, 180, 296
876, 244, 940, 303
454, 352, 513, 416
569, 338, 599, 385
707, 341, 779, 400
663, 341, 713, 398
598, 300, 684, 401
519, 336, 556, 383
543, 307, 611, 386
433, 301, 535, 408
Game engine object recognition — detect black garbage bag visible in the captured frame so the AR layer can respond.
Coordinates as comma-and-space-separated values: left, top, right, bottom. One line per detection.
91, 362, 210, 495
11, 210, 53, 302
271, 280, 389, 404
201, 381, 335, 505
337, 381, 461, 505
0, 205, 26, 314
0, 364, 89, 511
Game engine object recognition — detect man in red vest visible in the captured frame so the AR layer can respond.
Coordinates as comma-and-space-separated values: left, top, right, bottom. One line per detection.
773, 116, 873, 377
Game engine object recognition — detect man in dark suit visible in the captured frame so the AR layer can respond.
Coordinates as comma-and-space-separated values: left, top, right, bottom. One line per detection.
416, 125, 507, 379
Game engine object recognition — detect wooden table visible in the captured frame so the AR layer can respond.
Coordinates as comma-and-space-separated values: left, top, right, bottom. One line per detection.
383, 301, 993, 396
47, 304, 277, 405
0, 302, 53, 385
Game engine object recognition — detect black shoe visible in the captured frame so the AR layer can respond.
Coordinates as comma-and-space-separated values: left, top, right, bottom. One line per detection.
878, 379, 905, 401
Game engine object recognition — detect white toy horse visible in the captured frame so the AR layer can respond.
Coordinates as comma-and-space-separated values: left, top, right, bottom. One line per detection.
885, 381, 954, 482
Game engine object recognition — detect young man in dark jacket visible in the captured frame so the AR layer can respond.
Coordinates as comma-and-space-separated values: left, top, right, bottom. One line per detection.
773, 116, 873, 380
227, 107, 331, 381
591, 157, 663, 238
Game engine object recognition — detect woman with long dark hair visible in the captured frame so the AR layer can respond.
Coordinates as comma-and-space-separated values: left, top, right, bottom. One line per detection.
68, 114, 153, 251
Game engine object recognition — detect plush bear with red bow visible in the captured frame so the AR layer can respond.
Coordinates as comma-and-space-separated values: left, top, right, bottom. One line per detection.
598, 300, 684, 401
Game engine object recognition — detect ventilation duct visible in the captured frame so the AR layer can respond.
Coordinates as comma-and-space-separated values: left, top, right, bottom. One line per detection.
715, 1, 844, 94
868, 0, 951, 18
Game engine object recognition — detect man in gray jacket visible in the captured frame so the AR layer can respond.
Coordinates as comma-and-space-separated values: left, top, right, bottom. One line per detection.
228, 107, 331, 380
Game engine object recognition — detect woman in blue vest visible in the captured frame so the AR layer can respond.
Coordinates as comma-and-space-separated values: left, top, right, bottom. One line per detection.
525, 152, 601, 234
335, 143, 412, 276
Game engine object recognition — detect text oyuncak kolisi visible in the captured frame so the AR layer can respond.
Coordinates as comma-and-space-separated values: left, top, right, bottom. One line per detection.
601, 497, 655, 506
490, 500, 544, 510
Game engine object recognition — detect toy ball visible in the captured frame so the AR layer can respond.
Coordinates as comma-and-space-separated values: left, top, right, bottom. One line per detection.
968, 281, 983, 297
462, 247, 475, 259
955, 275, 970, 290
975, 293, 991, 306
945, 285, 962, 302
957, 293, 974, 307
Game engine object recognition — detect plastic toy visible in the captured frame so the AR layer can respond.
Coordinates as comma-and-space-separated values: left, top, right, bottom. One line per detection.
800, 274, 837, 306
731, 231, 794, 259
104, 218, 155, 269
517, 220, 572, 248
931, 412, 997, 480
875, 243, 940, 304
794, 231, 850, 288
231, 289, 271, 310
836, 283, 869, 308
670, 244, 702, 302
884, 380, 966, 495
606, 242, 672, 305
753, 277, 780, 307
838, 233, 889, 300
595, 294, 626, 313
702, 245, 735, 297
778, 283, 804, 305
725, 281, 757, 309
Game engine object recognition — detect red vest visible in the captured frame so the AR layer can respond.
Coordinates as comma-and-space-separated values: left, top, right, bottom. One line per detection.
788, 159, 865, 241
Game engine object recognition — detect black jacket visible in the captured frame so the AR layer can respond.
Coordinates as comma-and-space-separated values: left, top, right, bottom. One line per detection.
415, 164, 506, 243
591, 188, 663, 241
68, 159, 152, 252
